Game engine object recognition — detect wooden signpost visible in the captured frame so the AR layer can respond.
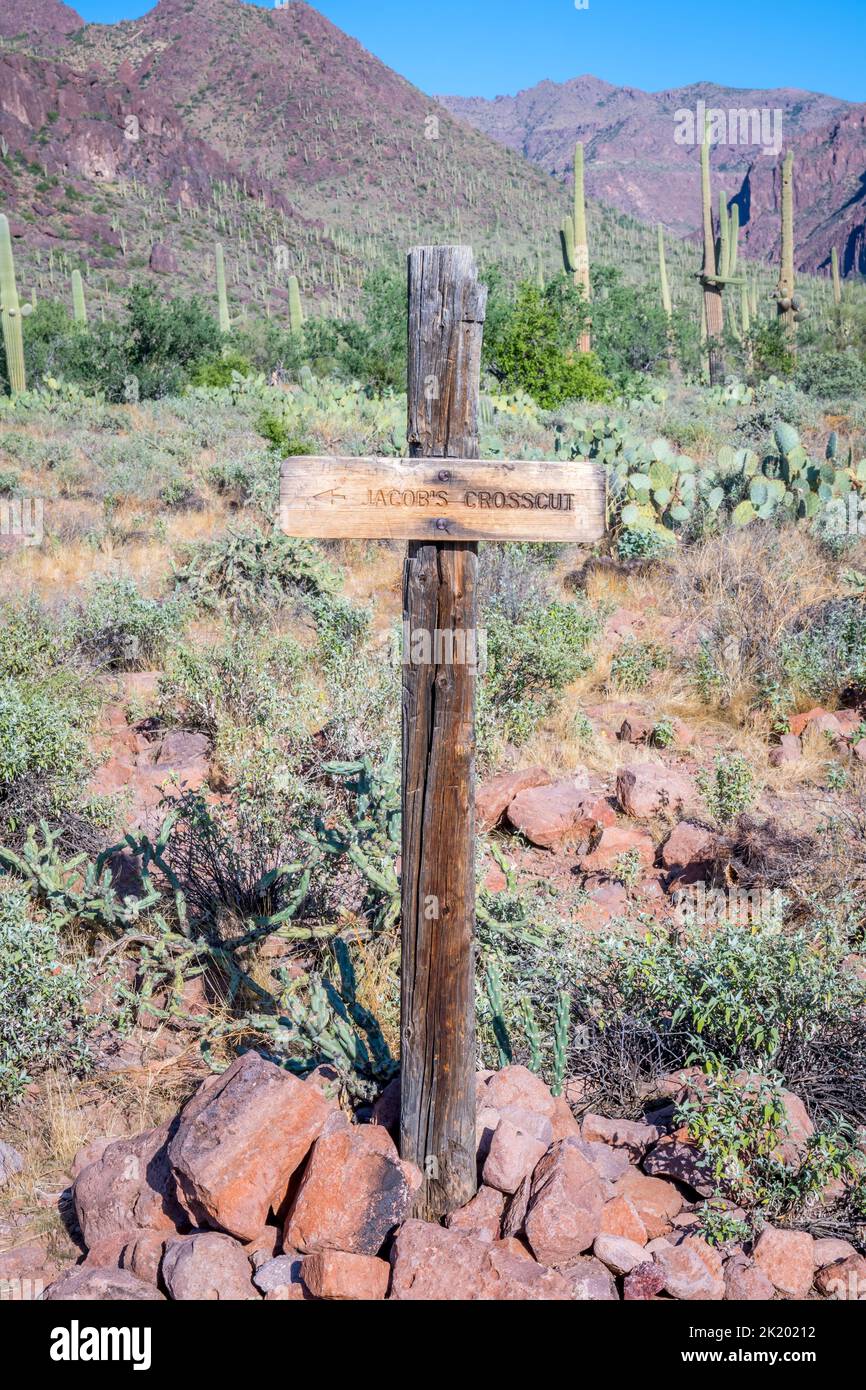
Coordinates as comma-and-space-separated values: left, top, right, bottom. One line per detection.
280, 246, 607, 1220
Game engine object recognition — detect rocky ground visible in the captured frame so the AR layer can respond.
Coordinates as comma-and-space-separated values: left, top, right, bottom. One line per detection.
10, 1057, 856, 1302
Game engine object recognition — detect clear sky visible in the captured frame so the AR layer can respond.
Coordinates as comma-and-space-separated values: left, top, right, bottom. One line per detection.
74, 0, 866, 102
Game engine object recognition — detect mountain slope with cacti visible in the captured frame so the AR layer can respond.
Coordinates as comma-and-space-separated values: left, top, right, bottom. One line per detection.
440, 78, 866, 277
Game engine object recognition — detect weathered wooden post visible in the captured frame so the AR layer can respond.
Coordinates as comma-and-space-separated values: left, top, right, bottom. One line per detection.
400, 246, 487, 1218
278, 243, 606, 1224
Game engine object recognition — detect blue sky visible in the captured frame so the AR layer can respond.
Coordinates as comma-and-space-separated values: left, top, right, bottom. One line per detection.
75, 0, 866, 101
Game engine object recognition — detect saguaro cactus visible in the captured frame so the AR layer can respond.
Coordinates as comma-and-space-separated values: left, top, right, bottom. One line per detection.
288, 274, 304, 335
0, 213, 31, 395
774, 151, 798, 340
71, 268, 87, 326
215, 242, 230, 334
560, 141, 591, 352
831, 247, 842, 307
657, 223, 672, 318
696, 116, 741, 386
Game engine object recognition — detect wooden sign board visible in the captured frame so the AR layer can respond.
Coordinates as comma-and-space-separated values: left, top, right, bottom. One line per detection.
279, 456, 607, 543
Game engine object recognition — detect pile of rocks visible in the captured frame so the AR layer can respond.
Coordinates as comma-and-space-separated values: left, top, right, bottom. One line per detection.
43, 1058, 863, 1301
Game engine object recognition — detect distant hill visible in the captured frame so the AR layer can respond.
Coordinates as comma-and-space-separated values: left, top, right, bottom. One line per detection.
440, 77, 865, 276
0, 0, 582, 315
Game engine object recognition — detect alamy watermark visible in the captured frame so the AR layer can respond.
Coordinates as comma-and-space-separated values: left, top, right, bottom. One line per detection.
0, 496, 43, 547
674, 100, 783, 157
674, 882, 785, 928
391, 623, 487, 674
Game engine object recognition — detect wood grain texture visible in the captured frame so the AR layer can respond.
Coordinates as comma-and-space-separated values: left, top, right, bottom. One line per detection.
400, 246, 485, 1219
279, 456, 606, 542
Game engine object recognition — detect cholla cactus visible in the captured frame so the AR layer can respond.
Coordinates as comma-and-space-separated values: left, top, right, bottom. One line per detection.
0, 213, 32, 394
71, 268, 87, 326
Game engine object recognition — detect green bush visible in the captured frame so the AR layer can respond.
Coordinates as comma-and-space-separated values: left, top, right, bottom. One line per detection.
0, 880, 97, 1107
697, 752, 756, 825
780, 599, 866, 702
480, 598, 600, 745
0, 677, 90, 833
189, 349, 253, 387
487, 282, 613, 408
677, 1066, 862, 1225
795, 350, 866, 399
69, 576, 187, 670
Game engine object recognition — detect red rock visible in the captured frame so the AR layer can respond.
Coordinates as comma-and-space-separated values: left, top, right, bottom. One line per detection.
149, 242, 177, 274
285, 1123, 414, 1255
524, 1139, 606, 1265
593, 1233, 647, 1274
476, 766, 550, 832
482, 1105, 553, 1194
370, 1076, 400, 1137
573, 1137, 631, 1183
724, 1253, 776, 1301
302, 1250, 390, 1300
813, 1237, 859, 1269
168, 1052, 333, 1240
506, 777, 615, 851
623, 1261, 667, 1300
600, 1194, 648, 1245
73, 1123, 186, 1250
560, 1254, 619, 1300
853, 738, 866, 763
120, 1231, 171, 1285
618, 715, 655, 744
445, 1185, 505, 1243
661, 821, 717, 871
769, 733, 803, 767
788, 707, 832, 737
754, 1226, 815, 1299
162, 1232, 258, 1300
43, 1268, 166, 1301
482, 1065, 556, 1119
614, 1169, 682, 1239
815, 1253, 866, 1299
582, 826, 655, 873
642, 1137, 714, 1196
71, 1136, 114, 1180
581, 1113, 660, 1160
389, 1221, 573, 1300
654, 1234, 725, 1300
550, 1095, 582, 1142
252, 1252, 308, 1299
81, 1236, 127, 1270
616, 763, 692, 819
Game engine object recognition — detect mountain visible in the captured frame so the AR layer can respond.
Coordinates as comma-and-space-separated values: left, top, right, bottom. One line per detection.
440, 78, 865, 275
0, 0, 579, 316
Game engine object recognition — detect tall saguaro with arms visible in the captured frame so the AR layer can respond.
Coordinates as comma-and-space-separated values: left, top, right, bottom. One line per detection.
279, 245, 606, 1220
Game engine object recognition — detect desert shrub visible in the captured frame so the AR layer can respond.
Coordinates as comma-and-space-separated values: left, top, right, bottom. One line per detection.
486, 282, 612, 407
0, 676, 91, 834
616, 526, 675, 561
677, 1066, 862, 1227
69, 576, 187, 671
189, 350, 254, 388
795, 350, 866, 399
480, 598, 600, 746
780, 598, 866, 701
586, 266, 671, 386
0, 880, 97, 1107
697, 752, 756, 825
172, 526, 339, 622
477, 541, 559, 619
157, 628, 308, 741
608, 638, 668, 691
